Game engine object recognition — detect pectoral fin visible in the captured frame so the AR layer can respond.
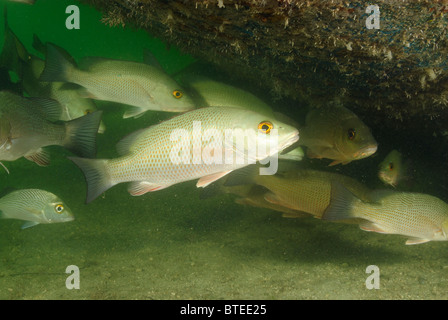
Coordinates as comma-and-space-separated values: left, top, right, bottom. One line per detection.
123, 106, 147, 119
24, 149, 50, 166
405, 238, 431, 245
128, 181, 171, 196
21, 221, 39, 229
263, 192, 282, 205
328, 160, 349, 166
359, 221, 388, 233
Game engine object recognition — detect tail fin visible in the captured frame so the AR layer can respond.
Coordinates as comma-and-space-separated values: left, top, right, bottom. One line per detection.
321, 181, 358, 221
64, 111, 102, 158
39, 43, 76, 83
68, 157, 114, 203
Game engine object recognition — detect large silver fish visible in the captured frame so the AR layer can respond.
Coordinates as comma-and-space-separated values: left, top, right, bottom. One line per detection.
40, 44, 196, 118
299, 105, 378, 166
323, 182, 448, 245
0, 189, 73, 229
0, 91, 102, 166
70, 106, 299, 203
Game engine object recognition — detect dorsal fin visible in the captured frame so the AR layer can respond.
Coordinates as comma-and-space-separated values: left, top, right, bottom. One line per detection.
143, 48, 164, 71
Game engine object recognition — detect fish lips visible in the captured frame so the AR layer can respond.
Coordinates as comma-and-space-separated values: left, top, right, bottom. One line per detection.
354, 144, 378, 159
280, 130, 300, 152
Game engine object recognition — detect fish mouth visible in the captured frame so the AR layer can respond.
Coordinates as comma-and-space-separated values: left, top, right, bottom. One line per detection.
279, 130, 300, 152
378, 171, 395, 186
62, 215, 75, 222
354, 144, 378, 159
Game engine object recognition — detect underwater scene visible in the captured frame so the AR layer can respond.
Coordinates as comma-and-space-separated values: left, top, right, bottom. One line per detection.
0, 0, 448, 301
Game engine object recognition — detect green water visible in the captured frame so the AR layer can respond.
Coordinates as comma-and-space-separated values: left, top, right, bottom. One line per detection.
0, 0, 447, 300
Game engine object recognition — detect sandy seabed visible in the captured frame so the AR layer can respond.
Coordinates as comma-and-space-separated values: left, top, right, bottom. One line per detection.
0, 154, 447, 301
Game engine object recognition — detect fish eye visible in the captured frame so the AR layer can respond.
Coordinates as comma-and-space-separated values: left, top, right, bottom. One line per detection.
173, 90, 183, 99
84, 109, 92, 115
347, 128, 356, 140
388, 162, 394, 170
54, 204, 64, 214
258, 121, 273, 134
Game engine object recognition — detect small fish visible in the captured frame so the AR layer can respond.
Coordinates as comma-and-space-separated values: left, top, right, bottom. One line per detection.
378, 149, 406, 187
299, 105, 377, 165
224, 166, 371, 219
0, 189, 73, 229
69, 106, 299, 203
0, 91, 102, 166
40, 44, 196, 118
322, 182, 448, 245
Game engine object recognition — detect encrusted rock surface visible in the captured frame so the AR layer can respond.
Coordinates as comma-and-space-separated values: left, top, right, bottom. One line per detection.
79, 0, 448, 146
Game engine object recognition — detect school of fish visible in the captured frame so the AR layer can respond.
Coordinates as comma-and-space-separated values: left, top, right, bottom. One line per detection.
0, 3, 447, 247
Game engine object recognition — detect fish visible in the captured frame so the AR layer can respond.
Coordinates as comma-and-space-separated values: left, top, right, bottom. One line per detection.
27, 36, 106, 133
178, 74, 276, 117
201, 179, 310, 218
69, 106, 299, 203
39, 43, 196, 118
0, 189, 73, 229
322, 182, 448, 245
224, 166, 371, 219
179, 74, 303, 161
378, 149, 406, 187
299, 105, 378, 166
0, 91, 102, 166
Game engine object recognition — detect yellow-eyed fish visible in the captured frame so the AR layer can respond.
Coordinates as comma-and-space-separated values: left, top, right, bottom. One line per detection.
39, 44, 195, 118
0, 189, 73, 229
69, 106, 299, 203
